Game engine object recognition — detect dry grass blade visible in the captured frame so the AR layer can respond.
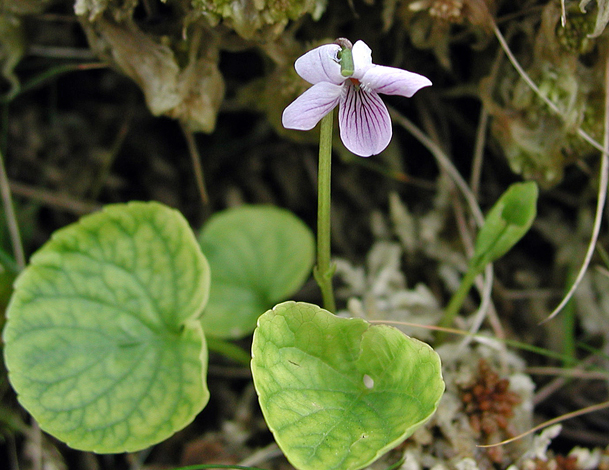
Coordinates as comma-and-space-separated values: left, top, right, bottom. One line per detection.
182, 123, 209, 207
368, 319, 470, 337
389, 108, 485, 226
543, 42, 609, 322
9, 182, 102, 215
526, 366, 609, 381
470, 107, 489, 198
390, 108, 496, 338
492, 22, 605, 153
492, 21, 609, 323
477, 400, 609, 448
0, 148, 25, 270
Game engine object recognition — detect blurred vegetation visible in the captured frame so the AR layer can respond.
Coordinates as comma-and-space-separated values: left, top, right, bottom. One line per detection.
2, 0, 608, 185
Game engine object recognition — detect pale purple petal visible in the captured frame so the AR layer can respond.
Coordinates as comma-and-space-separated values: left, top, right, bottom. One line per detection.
360, 65, 432, 97
351, 40, 374, 79
282, 82, 343, 130
338, 84, 392, 157
294, 44, 344, 85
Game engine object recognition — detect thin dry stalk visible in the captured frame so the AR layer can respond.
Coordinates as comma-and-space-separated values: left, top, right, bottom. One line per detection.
9, 181, 101, 215
470, 38, 504, 197
533, 355, 605, 405
389, 109, 485, 228
544, 46, 609, 322
390, 108, 500, 341
492, 22, 605, 153
526, 366, 609, 380
492, 22, 609, 322
0, 148, 25, 269
470, 107, 489, 198
478, 400, 609, 448
181, 123, 209, 207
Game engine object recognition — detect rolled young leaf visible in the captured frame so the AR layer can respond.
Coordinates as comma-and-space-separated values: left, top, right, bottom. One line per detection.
471, 181, 538, 272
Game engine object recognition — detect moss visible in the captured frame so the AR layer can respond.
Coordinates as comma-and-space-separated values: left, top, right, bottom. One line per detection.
191, 0, 327, 39
485, 1, 606, 187
556, 7, 597, 54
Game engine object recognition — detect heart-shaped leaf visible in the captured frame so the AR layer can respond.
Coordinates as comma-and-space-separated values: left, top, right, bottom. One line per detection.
199, 205, 314, 339
251, 301, 444, 470
2, 202, 211, 453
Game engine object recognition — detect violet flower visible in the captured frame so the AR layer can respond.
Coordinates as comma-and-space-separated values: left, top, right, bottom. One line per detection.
282, 39, 432, 157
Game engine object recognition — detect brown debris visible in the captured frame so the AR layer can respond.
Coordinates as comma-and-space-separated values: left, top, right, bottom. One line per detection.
460, 359, 522, 462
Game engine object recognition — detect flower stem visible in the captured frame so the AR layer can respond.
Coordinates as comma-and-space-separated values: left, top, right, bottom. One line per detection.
314, 111, 336, 313
205, 337, 251, 366
436, 267, 479, 343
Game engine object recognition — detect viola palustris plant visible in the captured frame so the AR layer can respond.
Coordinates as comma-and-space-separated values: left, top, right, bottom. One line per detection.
247, 40, 445, 470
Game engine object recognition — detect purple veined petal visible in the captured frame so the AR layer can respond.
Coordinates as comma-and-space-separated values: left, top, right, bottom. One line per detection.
282, 81, 343, 131
360, 65, 432, 97
338, 84, 392, 157
351, 40, 374, 80
294, 44, 345, 86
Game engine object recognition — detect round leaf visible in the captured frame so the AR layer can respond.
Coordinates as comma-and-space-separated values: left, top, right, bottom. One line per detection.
251, 301, 445, 470
3, 201, 211, 453
199, 205, 314, 339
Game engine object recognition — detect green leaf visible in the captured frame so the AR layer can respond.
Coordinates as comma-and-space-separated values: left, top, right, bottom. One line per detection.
2, 201, 211, 453
199, 205, 314, 339
471, 181, 538, 271
251, 302, 445, 470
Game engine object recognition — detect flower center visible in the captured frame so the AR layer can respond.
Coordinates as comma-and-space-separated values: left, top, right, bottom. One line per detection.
337, 42, 354, 78
349, 78, 361, 90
